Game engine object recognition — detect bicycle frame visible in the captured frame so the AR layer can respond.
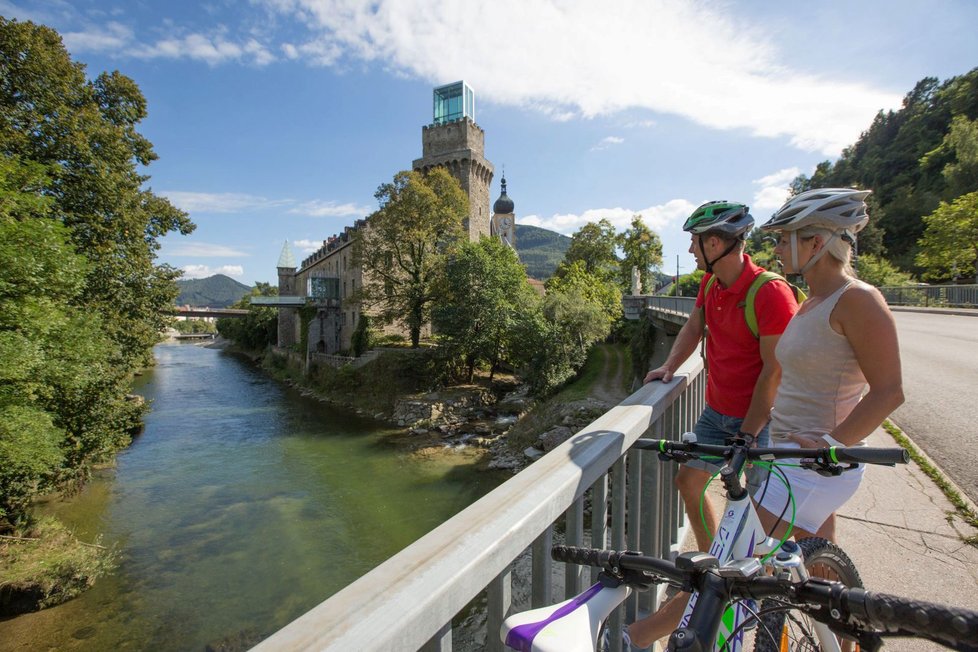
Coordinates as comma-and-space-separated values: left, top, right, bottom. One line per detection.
680, 489, 775, 651
502, 447, 858, 651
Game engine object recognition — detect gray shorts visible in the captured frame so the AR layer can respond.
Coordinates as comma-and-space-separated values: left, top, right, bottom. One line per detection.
685, 405, 770, 495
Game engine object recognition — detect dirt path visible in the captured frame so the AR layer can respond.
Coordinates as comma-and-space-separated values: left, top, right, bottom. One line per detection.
589, 343, 631, 404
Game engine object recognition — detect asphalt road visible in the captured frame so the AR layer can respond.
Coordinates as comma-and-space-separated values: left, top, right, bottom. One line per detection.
889, 310, 978, 505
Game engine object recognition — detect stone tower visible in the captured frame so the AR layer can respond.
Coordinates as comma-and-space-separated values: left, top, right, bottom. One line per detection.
276, 240, 297, 348
412, 81, 494, 241
491, 174, 517, 249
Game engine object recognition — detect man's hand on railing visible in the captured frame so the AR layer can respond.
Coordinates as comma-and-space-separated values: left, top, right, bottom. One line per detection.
644, 364, 675, 383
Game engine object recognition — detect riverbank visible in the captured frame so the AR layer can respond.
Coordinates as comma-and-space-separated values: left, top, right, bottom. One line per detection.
252, 342, 636, 476
0, 518, 114, 617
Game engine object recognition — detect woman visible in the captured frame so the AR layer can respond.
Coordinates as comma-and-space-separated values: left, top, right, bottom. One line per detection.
755, 187, 905, 541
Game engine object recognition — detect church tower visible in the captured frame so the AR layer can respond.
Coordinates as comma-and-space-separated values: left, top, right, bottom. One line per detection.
412, 81, 494, 241
276, 240, 297, 348
491, 175, 517, 249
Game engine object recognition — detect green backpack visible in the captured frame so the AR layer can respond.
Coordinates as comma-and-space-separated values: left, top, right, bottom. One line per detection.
704, 271, 807, 338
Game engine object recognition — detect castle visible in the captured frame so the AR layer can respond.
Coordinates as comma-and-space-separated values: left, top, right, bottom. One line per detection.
265, 81, 518, 356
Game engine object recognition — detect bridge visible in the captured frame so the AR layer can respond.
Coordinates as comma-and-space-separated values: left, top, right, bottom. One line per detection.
172, 306, 250, 319
250, 285, 978, 651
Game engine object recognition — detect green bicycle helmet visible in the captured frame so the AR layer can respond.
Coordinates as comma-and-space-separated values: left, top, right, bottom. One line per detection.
683, 201, 754, 239
684, 201, 753, 273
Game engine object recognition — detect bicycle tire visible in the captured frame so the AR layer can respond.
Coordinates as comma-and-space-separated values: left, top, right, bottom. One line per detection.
753, 537, 863, 652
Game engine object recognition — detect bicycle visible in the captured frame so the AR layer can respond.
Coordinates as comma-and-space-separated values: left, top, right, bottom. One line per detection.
500, 436, 978, 651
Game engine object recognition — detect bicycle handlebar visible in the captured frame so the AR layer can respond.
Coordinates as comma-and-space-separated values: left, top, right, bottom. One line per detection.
552, 545, 978, 650
633, 438, 910, 467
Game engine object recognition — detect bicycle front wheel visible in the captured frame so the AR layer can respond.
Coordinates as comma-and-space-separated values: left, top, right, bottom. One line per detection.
753, 537, 863, 652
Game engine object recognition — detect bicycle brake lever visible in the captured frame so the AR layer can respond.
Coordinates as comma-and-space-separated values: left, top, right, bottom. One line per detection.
659, 451, 690, 463
798, 459, 845, 478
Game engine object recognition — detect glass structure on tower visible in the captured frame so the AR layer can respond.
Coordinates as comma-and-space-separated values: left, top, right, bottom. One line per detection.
432, 81, 475, 125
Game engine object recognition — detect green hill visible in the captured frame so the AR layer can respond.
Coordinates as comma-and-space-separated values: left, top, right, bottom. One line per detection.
515, 224, 571, 280
175, 274, 253, 308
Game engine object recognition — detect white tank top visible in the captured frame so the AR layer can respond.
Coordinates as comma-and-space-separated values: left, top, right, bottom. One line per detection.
769, 281, 866, 440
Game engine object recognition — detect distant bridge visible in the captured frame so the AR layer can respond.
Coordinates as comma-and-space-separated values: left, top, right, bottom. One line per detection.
172, 306, 250, 319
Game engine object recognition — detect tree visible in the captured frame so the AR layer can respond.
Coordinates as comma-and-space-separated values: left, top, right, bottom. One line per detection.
561, 218, 620, 278
216, 284, 279, 351
433, 237, 538, 381
354, 168, 468, 347
916, 191, 978, 281
922, 115, 978, 198
0, 155, 135, 523
669, 270, 706, 297
545, 260, 623, 328
856, 253, 915, 287
0, 18, 195, 369
618, 215, 663, 293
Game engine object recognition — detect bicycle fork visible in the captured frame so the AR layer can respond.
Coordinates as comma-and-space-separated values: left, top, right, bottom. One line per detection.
769, 541, 844, 652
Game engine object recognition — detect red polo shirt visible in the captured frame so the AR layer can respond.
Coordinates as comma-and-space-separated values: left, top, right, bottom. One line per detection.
695, 255, 798, 418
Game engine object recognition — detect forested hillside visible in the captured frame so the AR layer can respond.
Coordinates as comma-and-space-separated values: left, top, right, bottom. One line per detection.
794, 67, 978, 279
515, 224, 572, 280
176, 274, 252, 307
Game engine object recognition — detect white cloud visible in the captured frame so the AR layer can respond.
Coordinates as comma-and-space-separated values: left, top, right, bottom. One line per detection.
591, 136, 624, 151
255, 0, 900, 155
181, 264, 246, 279
162, 191, 292, 213
62, 21, 133, 52
521, 197, 695, 236
167, 242, 249, 257
751, 166, 800, 213
294, 238, 329, 254
62, 20, 276, 66
46, 0, 903, 155
289, 200, 372, 218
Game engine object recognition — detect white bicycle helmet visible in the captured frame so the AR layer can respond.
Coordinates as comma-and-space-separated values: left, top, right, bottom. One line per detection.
761, 188, 871, 234
761, 188, 871, 274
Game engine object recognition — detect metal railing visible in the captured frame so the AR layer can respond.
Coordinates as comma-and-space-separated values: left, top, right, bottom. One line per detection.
878, 284, 978, 308
252, 357, 706, 652
645, 295, 697, 316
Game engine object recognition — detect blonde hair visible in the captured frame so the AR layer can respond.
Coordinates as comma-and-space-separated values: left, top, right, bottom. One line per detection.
797, 226, 854, 274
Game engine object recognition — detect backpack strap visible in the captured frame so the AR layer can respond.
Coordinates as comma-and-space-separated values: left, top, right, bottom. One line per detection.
744, 271, 806, 338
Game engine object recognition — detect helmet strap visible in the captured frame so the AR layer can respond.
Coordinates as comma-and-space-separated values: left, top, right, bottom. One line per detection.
797, 231, 840, 275
703, 237, 740, 274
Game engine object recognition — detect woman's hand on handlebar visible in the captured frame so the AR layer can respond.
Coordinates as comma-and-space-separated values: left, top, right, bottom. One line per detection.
784, 431, 832, 448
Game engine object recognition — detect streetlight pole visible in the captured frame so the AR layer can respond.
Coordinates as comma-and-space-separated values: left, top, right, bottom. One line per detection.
676, 254, 681, 297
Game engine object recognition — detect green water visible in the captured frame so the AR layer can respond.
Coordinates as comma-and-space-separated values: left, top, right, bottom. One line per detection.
0, 342, 504, 651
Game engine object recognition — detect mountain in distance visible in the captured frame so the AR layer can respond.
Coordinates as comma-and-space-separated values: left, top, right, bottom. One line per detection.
175, 274, 253, 308
515, 224, 571, 280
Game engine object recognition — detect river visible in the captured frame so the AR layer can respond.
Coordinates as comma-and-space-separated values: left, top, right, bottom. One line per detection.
0, 342, 506, 651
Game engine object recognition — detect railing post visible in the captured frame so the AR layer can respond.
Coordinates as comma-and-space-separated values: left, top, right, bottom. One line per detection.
422, 623, 453, 651
591, 474, 609, 583
531, 527, 553, 608
564, 497, 585, 598
487, 565, 512, 652
625, 449, 642, 622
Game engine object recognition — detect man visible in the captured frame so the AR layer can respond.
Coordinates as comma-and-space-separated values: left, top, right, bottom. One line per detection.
627, 201, 799, 650
645, 201, 798, 552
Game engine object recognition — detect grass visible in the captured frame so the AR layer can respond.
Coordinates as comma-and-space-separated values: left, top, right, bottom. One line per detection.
881, 419, 978, 546
553, 344, 607, 402
0, 516, 116, 615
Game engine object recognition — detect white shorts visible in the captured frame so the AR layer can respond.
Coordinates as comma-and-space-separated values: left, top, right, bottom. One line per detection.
755, 441, 865, 533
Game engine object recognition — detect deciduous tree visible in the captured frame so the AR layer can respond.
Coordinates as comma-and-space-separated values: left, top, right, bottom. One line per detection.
433, 237, 538, 381
354, 168, 468, 347
0, 18, 194, 368
916, 191, 978, 281
618, 215, 663, 293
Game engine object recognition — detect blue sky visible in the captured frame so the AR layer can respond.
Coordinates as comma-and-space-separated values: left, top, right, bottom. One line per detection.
4, 0, 978, 285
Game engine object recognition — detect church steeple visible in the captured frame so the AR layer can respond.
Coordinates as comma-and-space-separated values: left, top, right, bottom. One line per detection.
493, 174, 515, 214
